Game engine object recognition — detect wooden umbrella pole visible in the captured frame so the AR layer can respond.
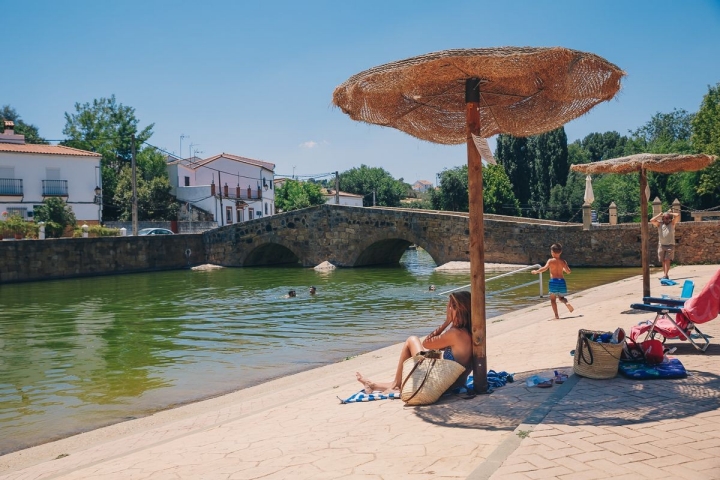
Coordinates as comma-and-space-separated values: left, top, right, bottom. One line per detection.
640, 168, 650, 298
465, 78, 488, 394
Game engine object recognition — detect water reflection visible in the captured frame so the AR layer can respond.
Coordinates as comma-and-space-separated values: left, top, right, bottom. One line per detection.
0, 250, 639, 453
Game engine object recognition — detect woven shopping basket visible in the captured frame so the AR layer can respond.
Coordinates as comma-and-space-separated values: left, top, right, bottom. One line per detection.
573, 329, 623, 379
400, 350, 465, 406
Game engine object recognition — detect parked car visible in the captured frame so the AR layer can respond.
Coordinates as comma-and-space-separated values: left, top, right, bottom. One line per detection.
138, 228, 174, 236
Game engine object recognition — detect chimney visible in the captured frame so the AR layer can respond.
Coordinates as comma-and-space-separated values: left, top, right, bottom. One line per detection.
1, 120, 26, 144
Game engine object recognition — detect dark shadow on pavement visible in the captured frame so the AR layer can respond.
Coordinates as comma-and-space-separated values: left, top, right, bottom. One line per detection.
540, 368, 720, 427
410, 368, 572, 431
411, 364, 720, 430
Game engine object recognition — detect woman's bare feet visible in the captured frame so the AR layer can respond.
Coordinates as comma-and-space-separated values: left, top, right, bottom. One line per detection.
356, 372, 374, 393
356, 373, 399, 394
566, 303, 574, 313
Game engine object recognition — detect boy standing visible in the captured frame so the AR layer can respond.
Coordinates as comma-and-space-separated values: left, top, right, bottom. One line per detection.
532, 243, 574, 319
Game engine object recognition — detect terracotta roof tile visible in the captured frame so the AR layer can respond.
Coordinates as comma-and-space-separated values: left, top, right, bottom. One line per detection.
0, 143, 101, 157
196, 153, 275, 171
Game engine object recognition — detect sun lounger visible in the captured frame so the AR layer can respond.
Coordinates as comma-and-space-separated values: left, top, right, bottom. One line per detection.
629, 270, 720, 353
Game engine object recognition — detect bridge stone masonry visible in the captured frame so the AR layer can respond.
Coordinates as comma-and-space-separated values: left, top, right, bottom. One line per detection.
203, 204, 720, 269
204, 204, 472, 267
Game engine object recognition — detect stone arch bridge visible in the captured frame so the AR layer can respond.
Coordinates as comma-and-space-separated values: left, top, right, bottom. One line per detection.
203, 204, 720, 268
204, 204, 578, 268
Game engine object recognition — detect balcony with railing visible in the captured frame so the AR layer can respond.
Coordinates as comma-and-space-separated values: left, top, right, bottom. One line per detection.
220, 185, 264, 201
42, 179, 69, 197
0, 178, 23, 196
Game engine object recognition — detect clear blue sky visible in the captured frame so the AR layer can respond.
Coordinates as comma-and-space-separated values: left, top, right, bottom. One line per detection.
4, 0, 720, 185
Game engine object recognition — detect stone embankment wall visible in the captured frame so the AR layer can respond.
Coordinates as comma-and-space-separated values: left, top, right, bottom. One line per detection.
485, 220, 720, 267
1, 203, 719, 284
0, 235, 204, 284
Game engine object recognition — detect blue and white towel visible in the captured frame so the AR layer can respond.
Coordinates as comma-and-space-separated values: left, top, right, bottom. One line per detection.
340, 370, 513, 404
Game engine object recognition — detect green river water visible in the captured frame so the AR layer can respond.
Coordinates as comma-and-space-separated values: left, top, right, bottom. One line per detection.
0, 250, 640, 454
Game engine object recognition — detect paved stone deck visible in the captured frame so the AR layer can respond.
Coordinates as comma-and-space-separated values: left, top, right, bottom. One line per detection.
1, 264, 719, 479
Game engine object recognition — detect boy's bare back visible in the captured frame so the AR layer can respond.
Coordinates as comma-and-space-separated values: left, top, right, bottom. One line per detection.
546, 257, 571, 279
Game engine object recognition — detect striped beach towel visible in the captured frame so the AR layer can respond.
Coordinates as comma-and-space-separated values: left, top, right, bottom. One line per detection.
340, 370, 513, 404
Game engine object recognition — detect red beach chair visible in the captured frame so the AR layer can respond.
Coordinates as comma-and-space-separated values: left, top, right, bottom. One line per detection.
629, 269, 720, 352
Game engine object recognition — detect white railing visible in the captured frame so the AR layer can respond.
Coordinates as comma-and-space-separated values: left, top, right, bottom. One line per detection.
437, 264, 544, 297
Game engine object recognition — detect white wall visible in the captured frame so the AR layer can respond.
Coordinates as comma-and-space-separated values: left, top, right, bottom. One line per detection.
0, 151, 101, 222
324, 194, 364, 207
194, 157, 274, 204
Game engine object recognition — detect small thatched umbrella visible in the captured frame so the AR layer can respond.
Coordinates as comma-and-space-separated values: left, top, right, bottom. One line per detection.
334, 47, 624, 393
571, 153, 717, 298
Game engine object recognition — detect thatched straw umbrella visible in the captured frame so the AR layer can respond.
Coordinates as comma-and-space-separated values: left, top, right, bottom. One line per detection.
333, 47, 624, 393
572, 153, 717, 299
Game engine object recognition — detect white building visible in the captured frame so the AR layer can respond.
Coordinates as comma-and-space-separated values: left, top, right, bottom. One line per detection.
324, 189, 364, 207
0, 121, 102, 223
167, 152, 275, 226
412, 180, 434, 193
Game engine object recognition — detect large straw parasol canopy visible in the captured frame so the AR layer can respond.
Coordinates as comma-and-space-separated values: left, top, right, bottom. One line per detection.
333, 47, 625, 144
571, 152, 717, 299
571, 153, 717, 175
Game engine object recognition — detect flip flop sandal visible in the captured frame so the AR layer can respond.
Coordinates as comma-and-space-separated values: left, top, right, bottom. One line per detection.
537, 379, 553, 388
554, 371, 568, 384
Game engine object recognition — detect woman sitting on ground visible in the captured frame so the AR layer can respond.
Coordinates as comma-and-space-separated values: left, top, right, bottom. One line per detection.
356, 291, 473, 394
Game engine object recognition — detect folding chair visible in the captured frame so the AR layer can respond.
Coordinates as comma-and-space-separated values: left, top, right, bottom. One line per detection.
629, 300, 710, 352
629, 271, 720, 353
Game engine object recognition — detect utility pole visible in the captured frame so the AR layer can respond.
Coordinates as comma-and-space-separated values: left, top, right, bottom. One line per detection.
218, 171, 223, 226
131, 134, 138, 236
335, 171, 340, 205
373, 189, 376, 207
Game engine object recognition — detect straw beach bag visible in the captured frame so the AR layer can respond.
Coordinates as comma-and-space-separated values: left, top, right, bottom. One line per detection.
400, 350, 465, 406
573, 329, 623, 379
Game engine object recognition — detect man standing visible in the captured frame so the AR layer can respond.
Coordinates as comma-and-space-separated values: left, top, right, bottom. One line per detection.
650, 210, 680, 280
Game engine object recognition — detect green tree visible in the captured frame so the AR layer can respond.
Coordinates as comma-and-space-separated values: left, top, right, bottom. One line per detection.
275, 179, 326, 212
579, 131, 628, 161
34, 197, 77, 237
483, 164, 521, 215
430, 164, 520, 215
528, 127, 569, 218
495, 134, 532, 209
692, 82, 720, 204
625, 109, 698, 211
431, 165, 468, 211
113, 149, 179, 220
0, 105, 48, 144
339, 165, 406, 207
626, 109, 695, 154
62, 96, 155, 220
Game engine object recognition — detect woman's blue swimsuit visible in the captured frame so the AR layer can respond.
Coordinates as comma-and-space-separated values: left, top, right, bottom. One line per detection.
549, 278, 568, 295
442, 348, 455, 361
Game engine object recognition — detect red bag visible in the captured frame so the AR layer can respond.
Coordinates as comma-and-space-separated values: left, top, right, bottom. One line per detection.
641, 339, 664, 365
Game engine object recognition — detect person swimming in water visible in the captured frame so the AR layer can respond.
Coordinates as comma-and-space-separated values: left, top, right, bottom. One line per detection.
286, 290, 296, 298
309, 286, 317, 295
355, 291, 472, 394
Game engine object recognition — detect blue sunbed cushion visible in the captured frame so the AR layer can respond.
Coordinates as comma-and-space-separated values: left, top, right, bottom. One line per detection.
618, 358, 687, 380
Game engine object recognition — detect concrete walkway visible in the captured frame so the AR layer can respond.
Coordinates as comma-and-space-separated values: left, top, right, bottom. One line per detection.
1, 265, 719, 479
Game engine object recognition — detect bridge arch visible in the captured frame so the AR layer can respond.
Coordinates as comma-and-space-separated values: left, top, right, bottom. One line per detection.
242, 241, 302, 267
352, 236, 443, 267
